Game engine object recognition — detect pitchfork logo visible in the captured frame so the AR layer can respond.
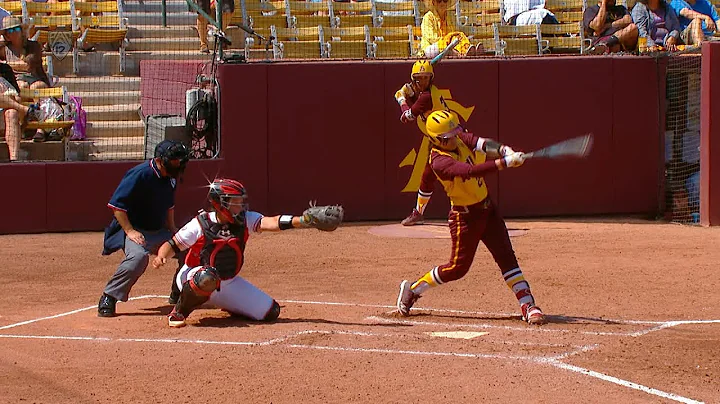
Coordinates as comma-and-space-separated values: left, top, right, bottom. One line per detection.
398, 87, 475, 193
48, 32, 72, 61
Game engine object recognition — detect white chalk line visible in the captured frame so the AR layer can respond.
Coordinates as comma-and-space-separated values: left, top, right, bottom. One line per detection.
0, 295, 164, 331
0, 295, 714, 404
546, 361, 704, 404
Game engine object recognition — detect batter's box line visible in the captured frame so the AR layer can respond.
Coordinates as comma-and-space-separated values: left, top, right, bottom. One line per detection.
0, 295, 708, 404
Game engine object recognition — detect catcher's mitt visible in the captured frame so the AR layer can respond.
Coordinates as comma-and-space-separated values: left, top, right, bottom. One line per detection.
302, 202, 344, 231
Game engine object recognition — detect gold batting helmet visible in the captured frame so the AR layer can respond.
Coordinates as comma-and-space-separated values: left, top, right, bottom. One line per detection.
425, 110, 461, 145
411, 60, 434, 81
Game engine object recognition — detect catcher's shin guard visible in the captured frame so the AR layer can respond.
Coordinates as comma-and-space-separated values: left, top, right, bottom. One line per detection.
175, 266, 221, 317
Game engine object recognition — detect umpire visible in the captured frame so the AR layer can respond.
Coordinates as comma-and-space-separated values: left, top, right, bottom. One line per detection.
98, 140, 191, 317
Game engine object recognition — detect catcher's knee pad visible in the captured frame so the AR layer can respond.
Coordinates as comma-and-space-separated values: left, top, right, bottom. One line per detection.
189, 266, 221, 296
262, 300, 281, 322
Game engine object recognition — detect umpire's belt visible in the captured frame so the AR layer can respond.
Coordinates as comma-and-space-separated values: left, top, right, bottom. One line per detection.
451, 198, 491, 214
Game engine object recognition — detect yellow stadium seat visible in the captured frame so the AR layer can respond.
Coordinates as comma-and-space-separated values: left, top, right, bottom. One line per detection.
271, 25, 323, 58
20, 87, 74, 132
540, 22, 592, 54
456, 0, 501, 26
285, 0, 331, 28
329, 1, 373, 28
493, 23, 547, 56
372, 0, 419, 27
72, 1, 129, 75
459, 24, 495, 54
545, 0, 586, 24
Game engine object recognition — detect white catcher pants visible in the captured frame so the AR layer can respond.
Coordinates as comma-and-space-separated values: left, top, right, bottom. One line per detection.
176, 264, 275, 321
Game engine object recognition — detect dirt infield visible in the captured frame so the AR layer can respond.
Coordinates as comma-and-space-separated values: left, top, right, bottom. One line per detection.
1, 219, 719, 404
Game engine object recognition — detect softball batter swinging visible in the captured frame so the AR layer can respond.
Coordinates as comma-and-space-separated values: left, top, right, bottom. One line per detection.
152, 178, 343, 328
395, 110, 545, 325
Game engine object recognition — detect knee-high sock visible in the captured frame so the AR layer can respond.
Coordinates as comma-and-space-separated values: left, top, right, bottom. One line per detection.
502, 267, 535, 306
416, 190, 432, 214
411, 268, 440, 296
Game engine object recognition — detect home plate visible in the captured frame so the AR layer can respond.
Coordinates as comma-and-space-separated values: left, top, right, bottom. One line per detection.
426, 331, 490, 339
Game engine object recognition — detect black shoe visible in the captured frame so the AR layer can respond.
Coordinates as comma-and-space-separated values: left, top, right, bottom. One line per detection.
168, 290, 180, 305
98, 294, 117, 317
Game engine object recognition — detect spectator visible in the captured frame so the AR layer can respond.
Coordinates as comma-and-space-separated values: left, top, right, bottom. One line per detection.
194, 0, 235, 53
0, 16, 51, 90
669, 0, 719, 45
0, 68, 36, 161
503, 0, 560, 25
632, 0, 682, 51
418, 0, 476, 57
0, 16, 53, 142
583, 0, 639, 54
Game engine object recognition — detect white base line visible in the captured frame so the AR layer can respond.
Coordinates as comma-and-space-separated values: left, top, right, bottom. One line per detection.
0, 295, 164, 331
0, 295, 714, 404
547, 361, 704, 404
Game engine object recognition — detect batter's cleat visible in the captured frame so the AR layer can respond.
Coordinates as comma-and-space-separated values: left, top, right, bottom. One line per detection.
521, 303, 546, 325
97, 294, 117, 317
396, 280, 420, 316
168, 310, 187, 328
401, 209, 424, 226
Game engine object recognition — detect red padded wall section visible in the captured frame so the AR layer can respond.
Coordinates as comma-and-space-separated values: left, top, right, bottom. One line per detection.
700, 42, 720, 225
217, 63, 269, 214
498, 57, 615, 216
0, 57, 668, 234
264, 63, 386, 218
0, 164, 47, 233
611, 57, 663, 213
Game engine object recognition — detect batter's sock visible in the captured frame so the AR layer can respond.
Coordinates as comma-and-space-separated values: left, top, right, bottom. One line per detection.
411, 267, 442, 295
503, 267, 535, 306
416, 190, 432, 215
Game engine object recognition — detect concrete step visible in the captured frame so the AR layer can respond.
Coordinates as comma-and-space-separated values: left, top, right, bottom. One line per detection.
125, 12, 198, 26
123, 0, 193, 13
86, 104, 141, 121
128, 25, 199, 39
67, 91, 141, 106
128, 37, 200, 52
57, 77, 141, 92
87, 120, 144, 138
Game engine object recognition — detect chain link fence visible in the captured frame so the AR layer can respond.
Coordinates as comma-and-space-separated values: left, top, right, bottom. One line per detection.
664, 50, 702, 224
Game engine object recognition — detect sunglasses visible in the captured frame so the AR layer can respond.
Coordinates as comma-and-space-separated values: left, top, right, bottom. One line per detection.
3, 26, 21, 34
437, 0, 449, 3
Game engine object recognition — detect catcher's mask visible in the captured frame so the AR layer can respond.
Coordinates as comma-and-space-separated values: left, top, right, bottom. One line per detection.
411, 60, 434, 86
208, 178, 248, 226
425, 110, 462, 147
155, 140, 190, 179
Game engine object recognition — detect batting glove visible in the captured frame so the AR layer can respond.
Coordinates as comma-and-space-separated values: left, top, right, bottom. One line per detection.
503, 152, 525, 168
500, 145, 515, 157
400, 108, 415, 123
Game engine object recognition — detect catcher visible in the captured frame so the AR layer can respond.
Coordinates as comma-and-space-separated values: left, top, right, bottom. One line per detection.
152, 178, 344, 328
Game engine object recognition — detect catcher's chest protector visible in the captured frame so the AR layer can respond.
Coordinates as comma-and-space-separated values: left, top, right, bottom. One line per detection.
193, 213, 248, 280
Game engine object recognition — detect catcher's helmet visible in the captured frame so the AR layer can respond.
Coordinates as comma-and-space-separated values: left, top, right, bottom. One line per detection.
208, 178, 248, 225
155, 140, 190, 179
411, 60, 434, 81
425, 110, 461, 146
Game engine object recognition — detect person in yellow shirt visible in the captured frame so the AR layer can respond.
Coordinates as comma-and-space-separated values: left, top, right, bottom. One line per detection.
395, 110, 546, 326
418, 0, 477, 57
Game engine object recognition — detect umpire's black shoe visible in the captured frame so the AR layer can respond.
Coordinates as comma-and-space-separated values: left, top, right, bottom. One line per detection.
98, 294, 117, 317
168, 290, 180, 305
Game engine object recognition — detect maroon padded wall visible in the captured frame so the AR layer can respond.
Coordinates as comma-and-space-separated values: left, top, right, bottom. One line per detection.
0, 56, 668, 234
701, 42, 720, 225
217, 56, 664, 221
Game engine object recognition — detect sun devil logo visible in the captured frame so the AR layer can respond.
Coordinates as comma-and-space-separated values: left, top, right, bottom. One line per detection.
398, 88, 475, 192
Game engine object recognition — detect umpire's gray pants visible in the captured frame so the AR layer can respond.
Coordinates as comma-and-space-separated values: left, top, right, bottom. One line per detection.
103, 229, 172, 301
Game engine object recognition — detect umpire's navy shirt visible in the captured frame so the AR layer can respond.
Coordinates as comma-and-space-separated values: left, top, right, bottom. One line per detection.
102, 159, 176, 255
